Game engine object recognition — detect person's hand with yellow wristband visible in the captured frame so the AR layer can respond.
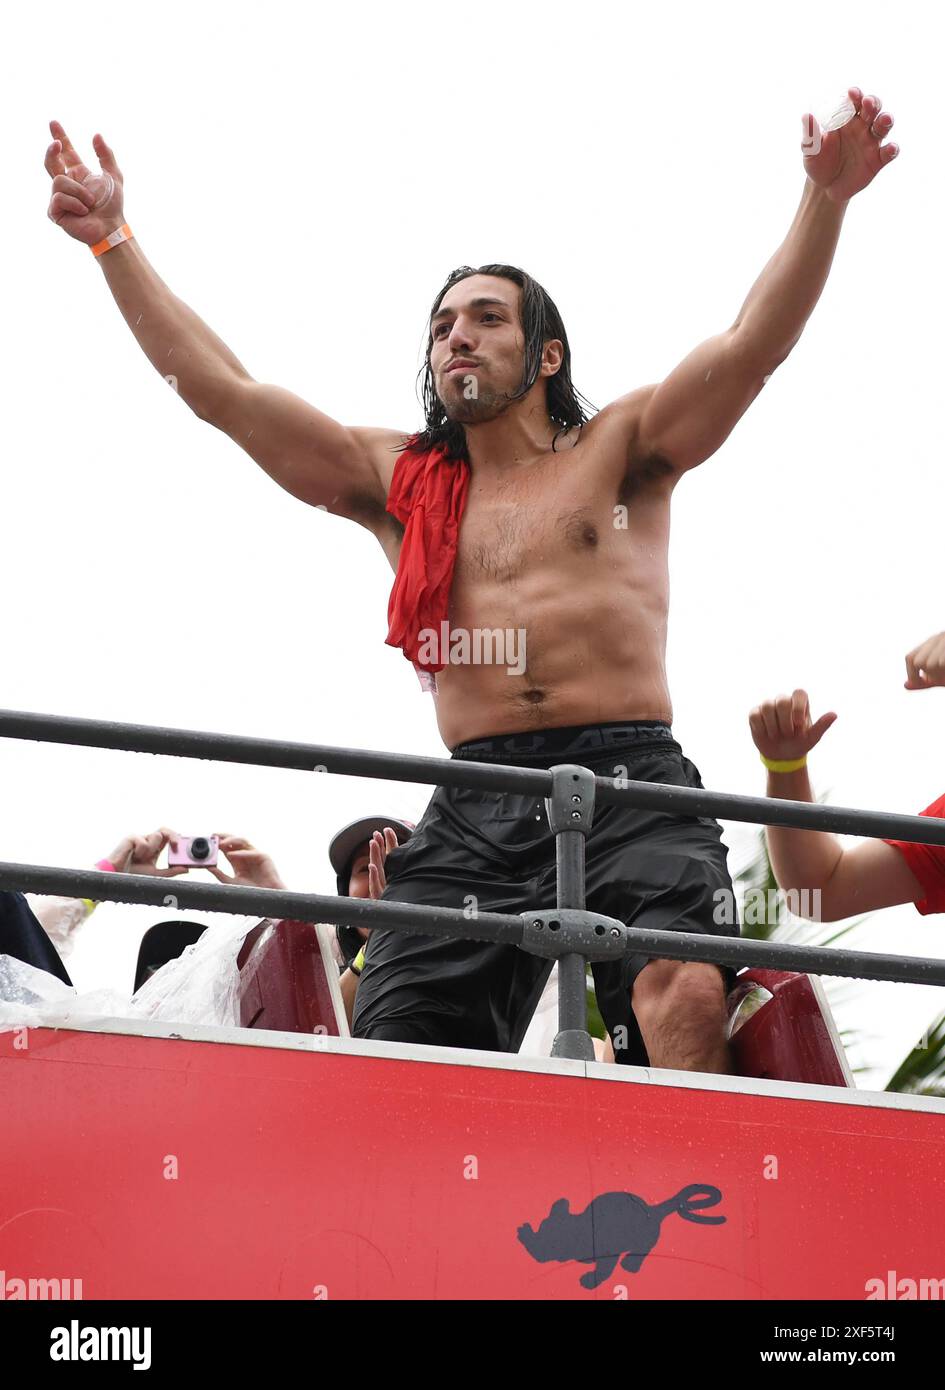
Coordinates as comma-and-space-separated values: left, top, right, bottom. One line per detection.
747, 689, 840, 919
749, 688, 837, 777
747, 689, 926, 922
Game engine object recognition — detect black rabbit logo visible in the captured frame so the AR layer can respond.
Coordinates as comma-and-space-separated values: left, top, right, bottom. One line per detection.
517, 1183, 725, 1290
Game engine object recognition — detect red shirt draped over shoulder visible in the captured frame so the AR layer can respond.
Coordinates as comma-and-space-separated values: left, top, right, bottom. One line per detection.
384, 436, 470, 677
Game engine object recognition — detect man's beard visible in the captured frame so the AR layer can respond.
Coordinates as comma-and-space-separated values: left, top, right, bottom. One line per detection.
440, 377, 516, 425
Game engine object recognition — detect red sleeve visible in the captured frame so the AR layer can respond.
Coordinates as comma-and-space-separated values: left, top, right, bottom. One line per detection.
883, 794, 945, 915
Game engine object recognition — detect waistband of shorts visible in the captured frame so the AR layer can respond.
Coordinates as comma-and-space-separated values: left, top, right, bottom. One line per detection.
451, 720, 679, 764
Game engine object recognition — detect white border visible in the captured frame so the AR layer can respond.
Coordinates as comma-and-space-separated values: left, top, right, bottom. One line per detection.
315, 923, 351, 1038
22, 1013, 945, 1117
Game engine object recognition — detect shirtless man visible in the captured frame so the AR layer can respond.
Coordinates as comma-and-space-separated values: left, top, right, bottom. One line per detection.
44, 87, 898, 1072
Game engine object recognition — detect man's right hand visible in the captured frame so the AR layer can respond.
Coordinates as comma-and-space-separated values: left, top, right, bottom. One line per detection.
42, 125, 402, 540
45, 119, 124, 246
748, 689, 837, 763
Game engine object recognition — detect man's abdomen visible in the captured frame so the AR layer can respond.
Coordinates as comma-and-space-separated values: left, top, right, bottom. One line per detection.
431, 606, 672, 750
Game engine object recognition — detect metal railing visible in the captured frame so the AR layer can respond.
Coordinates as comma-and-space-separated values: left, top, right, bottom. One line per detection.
2, 707, 945, 1060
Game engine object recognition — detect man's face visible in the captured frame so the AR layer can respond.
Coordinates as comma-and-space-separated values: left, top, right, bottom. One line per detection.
429, 274, 529, 424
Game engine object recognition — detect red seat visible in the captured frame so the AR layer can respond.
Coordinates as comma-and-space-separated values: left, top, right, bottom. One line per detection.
235, 931, 850, 1085
728, 968, 853, 1088
237, 920, 347, 1037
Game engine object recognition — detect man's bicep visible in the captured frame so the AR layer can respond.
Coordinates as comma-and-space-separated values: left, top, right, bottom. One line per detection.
635, 328, 774, 475
214, 379, 405, 524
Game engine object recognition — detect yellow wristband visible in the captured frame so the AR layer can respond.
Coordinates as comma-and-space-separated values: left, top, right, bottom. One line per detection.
352, 947, 366, 975
760, 754, 808, 774
80, 898, 98, 915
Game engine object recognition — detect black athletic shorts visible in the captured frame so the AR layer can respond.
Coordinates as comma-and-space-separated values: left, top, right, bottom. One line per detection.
351, 720, 739, 1065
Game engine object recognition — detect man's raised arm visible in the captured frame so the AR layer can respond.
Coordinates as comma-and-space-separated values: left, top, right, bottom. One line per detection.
44, 121, 403, 531
628, 88, 898, 475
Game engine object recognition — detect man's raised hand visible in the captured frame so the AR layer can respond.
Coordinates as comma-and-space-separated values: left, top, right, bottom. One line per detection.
749, 689, 837, 764
802, 87, 898, 203
905, 631, 945, 690
45, 119, 125, 246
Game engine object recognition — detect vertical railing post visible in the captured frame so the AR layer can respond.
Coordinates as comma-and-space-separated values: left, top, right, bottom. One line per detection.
545, 764, 597, 1061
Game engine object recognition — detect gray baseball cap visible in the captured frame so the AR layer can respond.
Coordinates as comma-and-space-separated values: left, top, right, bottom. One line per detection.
328, 816, 415, 890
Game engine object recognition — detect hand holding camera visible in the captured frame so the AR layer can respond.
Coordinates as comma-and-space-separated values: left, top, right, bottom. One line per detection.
203, 834, 286, 891
107, 830, 191, 878
111, 828, 283, 892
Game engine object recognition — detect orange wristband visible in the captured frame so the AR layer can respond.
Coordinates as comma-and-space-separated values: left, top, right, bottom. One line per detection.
91, 224, 133, 257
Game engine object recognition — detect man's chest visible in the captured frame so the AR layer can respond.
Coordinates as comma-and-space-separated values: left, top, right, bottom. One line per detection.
453, 456, 671, 587
455, 491, 603, 585
375, 434, 673, 582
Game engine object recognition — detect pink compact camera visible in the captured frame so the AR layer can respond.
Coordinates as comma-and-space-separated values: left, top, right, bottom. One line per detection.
167, 835, 219, 868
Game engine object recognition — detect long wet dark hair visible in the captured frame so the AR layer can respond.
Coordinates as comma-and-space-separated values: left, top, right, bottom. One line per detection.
402, 264, 597, 463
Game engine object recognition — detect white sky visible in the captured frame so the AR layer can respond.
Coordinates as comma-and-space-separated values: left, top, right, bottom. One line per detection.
3, 0, 942, 1087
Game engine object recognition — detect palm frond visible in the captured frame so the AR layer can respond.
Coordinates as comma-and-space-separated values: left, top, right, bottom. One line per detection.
884, 1010, 945, 1097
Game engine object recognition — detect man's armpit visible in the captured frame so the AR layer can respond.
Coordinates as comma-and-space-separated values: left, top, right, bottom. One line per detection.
618, 446, 676, 506
589, 387, 679, 499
